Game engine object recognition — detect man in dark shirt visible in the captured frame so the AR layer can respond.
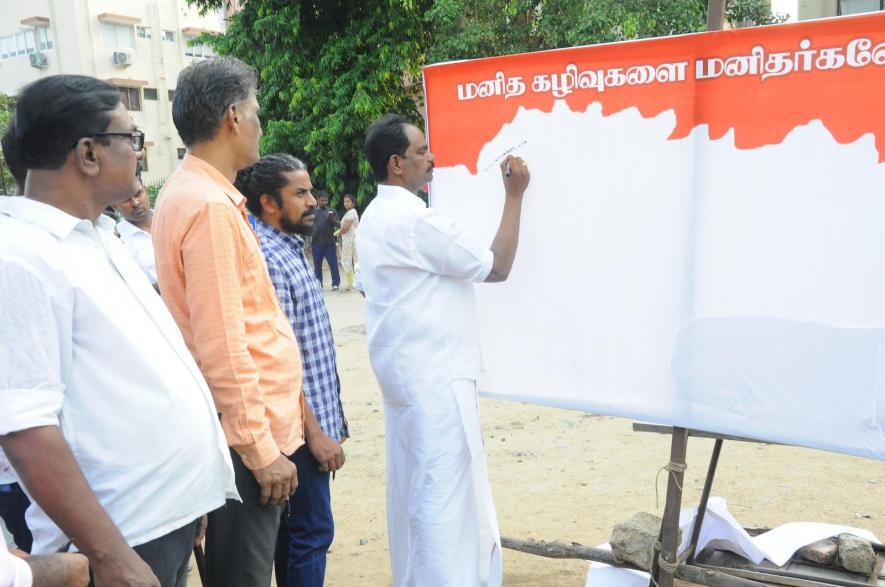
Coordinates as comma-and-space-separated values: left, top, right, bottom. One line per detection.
311, 191, 340, 290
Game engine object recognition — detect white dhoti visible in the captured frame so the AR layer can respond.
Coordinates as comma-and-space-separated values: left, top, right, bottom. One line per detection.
384, 379, 501, 587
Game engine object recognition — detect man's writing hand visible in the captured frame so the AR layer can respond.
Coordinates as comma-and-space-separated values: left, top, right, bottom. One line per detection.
501, 155, 530, 196
252, 454, 298, 507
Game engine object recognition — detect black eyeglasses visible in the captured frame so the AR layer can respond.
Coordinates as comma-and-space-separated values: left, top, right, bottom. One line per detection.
74, 131, 145, 152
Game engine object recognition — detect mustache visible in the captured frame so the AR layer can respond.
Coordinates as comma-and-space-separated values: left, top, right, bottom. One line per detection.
302, 209, 316, 219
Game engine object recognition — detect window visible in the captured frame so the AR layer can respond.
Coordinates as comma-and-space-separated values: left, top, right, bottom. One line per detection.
35, 26, 52, 50
0, 30, 39, 61
177, 148, 186, 159
101, 21, 134, 49
136, 25, 152, 39
117, 86, 141, 111
143, 87, 158, 101
838, 0, 883, 13
183, 34, 213, 58
168, 89, 175, 102
162, 30, 175, 42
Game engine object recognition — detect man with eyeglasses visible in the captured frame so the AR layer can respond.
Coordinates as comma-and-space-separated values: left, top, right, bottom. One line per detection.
0, 75, 237, 587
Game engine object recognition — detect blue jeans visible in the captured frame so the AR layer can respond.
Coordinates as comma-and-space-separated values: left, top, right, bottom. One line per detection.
312, 244, 340, 288
0, 483, 32, 552
274, 444, 333, 587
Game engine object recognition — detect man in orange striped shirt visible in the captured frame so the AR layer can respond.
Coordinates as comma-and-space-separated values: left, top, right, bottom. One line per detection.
152, 57, 304, 587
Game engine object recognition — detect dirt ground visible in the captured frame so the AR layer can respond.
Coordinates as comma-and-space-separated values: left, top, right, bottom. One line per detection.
183, 282, 883, 586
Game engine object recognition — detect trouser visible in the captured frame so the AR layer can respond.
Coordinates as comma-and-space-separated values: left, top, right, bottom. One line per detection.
0, 483, 32, 552
206, 449, 284, 587
312, 244, 340, 287
274, 444, 334, 587
88, 519, 200, 587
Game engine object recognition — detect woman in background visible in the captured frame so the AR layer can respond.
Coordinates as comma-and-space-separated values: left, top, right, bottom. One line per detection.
337, 193, 360, 291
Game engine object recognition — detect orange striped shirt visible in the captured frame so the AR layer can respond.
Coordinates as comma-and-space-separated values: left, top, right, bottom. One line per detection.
153, 154, 304, 470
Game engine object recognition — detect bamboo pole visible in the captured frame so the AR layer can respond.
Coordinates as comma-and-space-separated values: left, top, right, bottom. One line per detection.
501, 537, 766, 586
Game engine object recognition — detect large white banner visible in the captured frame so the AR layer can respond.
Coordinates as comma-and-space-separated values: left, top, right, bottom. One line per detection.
423, 14, 885, 460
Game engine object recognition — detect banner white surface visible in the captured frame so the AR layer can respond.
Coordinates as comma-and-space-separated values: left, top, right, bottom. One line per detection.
424, 15, 885, 460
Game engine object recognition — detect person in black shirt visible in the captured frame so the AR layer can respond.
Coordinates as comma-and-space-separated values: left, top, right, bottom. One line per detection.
311, 190, 341, 290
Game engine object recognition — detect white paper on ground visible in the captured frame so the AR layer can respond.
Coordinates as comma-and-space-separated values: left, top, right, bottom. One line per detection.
585, 498, 882, 585
677, 497, 766, 564
584, 544, 649, 587
753, 522, 880, 567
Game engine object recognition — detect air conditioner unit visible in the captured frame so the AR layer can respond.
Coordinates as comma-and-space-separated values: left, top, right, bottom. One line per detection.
29, 52, 48, 68
112, 50, 134, 66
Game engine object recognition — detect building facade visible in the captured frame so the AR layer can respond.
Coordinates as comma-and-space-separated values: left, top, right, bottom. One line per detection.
0, 0, 228, 184
772, 0, 883, 20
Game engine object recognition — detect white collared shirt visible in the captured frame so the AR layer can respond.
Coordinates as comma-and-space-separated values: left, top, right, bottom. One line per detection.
116, 217, 157, 284
356, 184, 494, 401
0, 197, 237, 554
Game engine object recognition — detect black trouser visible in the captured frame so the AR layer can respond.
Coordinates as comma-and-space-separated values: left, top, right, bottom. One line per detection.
0, 482, 32, 552
206, 449, 284, 587
88, 519, 200, 587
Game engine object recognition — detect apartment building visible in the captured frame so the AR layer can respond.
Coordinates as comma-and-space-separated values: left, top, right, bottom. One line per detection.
772, 0, 883, 20
0, 0, 229, 184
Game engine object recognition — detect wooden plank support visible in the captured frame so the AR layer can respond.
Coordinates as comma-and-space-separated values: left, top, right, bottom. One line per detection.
501, 537, 766, 586
652, 426, 690, 587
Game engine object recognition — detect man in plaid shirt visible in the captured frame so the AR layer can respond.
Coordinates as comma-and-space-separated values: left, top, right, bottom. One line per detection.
235, 153, 348, 587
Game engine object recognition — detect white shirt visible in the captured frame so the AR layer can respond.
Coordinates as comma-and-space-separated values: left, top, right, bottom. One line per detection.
116, 217, 157, 284
0, 197, 237, 554
356, 184, 493, 399
0, 533, 30, 587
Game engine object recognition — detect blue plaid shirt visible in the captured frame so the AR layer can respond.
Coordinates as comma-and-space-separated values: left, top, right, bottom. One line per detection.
255, 219, 348, 441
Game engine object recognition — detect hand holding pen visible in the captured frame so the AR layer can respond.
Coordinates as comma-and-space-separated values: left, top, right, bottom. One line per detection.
501, 154, 530, 196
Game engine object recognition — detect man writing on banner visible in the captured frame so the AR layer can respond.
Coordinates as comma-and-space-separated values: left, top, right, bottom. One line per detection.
357, 113, 530, 586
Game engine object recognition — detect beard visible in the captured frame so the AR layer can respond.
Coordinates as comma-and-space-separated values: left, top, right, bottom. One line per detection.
280, 212, 313, 236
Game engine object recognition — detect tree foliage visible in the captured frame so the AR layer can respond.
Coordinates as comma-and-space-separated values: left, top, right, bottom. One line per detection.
189, 0, 784, 204
426, 0, 786, 63
0, 94, 17, 195
198, 1, 427, 204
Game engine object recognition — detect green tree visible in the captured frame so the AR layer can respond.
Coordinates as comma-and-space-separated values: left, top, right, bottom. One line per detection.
0, 93, 17, 195
195, 1, 428, 204
426, 0, 786, 63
